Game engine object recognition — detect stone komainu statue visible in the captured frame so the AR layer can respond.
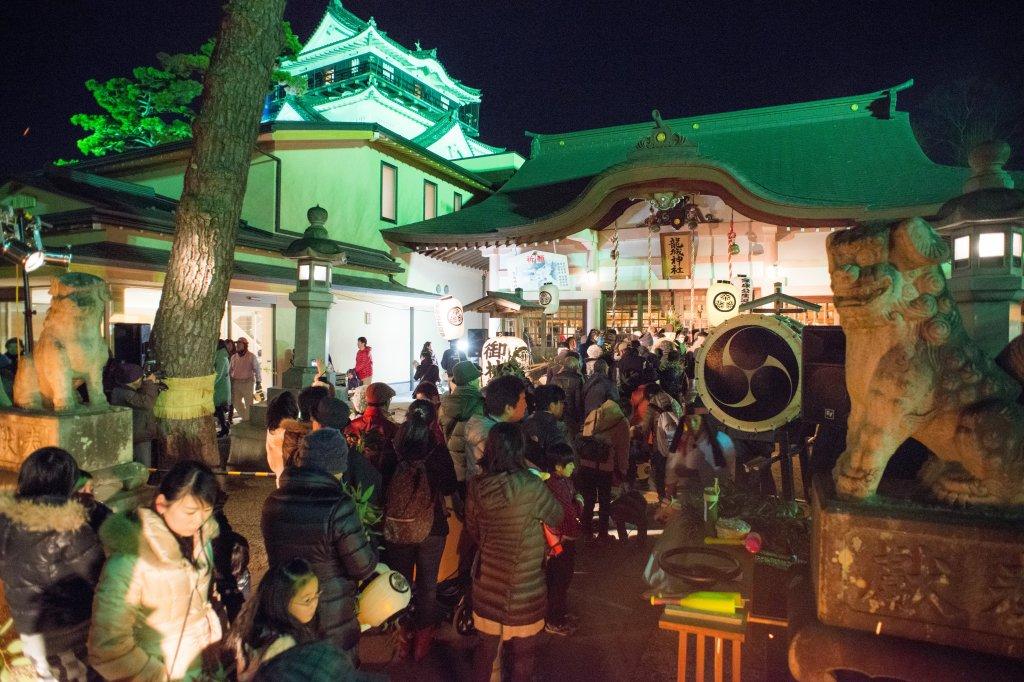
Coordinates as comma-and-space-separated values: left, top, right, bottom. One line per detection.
828, 218, 1024, 506
14, 273, 111, 412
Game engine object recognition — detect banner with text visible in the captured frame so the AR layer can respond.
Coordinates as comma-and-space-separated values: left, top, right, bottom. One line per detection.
660, 232, 693, 279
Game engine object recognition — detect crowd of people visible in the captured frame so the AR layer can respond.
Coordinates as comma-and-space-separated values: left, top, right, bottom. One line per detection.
0, 324, 736, 681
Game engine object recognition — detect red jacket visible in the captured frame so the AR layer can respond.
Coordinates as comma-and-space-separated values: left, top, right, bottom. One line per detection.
355, 347, 373, 380
545, 475, 582, 539
344, 406, 397, 484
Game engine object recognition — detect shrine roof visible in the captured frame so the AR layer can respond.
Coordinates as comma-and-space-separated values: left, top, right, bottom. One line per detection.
2, 168, 404, 274
384, 81, 1024, 249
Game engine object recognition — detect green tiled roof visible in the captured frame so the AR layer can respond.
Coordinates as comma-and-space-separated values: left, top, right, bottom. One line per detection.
5, 168, 404, 274
384, 82, 1024, 245
66, 242, 432, 297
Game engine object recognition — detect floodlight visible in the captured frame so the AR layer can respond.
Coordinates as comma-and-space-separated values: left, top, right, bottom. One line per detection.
1, 238, 46, 272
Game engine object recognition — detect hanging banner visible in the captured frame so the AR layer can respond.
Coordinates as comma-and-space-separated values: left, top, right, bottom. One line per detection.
509, 250, 570, 290
660, 232, 693, 279
434, 296, 465, 340
739, 275, 752, 305
538, 282, 560, 315
707, 280, 740, 327
480, 336, 531, 385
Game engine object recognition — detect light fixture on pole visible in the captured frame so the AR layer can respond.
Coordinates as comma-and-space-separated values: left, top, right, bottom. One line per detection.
1, 207, 74, 353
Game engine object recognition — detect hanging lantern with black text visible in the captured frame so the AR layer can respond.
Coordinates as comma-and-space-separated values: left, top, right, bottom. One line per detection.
538, 282, 560, 315
435, 296, 465, 340
707, 280, 741, 328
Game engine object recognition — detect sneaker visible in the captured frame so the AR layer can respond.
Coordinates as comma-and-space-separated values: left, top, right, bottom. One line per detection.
545, 621, 578, 636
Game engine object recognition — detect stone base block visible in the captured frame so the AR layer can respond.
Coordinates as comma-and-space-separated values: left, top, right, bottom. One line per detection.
0, 405, 132, 473
812, 475, 1024, 659
228, 422, 270, 471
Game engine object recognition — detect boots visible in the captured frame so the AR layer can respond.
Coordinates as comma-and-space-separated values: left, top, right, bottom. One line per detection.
413, 625, 435, 662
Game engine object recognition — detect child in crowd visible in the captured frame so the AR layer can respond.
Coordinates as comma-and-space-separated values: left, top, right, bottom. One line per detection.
543, 442, 583, 636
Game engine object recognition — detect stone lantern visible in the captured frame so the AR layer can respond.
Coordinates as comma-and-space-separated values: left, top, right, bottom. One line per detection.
934, 141, 1024, 360
281, 205, 347, 389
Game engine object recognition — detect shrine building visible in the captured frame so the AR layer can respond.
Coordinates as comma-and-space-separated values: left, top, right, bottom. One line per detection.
0, 1, 520, 389
385, 80, 1024, 345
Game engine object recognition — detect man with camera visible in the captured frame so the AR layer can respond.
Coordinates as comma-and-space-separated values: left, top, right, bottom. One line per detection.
109, 363, 161, 467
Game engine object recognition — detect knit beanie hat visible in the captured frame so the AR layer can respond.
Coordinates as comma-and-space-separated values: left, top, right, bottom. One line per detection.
451, 361, 482, 386
298, 428, 348, 475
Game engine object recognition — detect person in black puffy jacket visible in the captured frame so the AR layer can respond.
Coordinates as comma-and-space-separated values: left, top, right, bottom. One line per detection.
0, 447, 106, 681
261, 436, 378, 657
466, 423, 563, 682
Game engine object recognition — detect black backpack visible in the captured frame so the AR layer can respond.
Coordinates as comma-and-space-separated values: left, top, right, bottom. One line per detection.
578, 435, 612, 465
383, 460, 435, 545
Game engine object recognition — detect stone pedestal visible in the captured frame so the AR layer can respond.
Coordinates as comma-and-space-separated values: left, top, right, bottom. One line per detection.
0, 405, 132, 471
0, 405, 147, 510
812, 475, 1024, 659
283, 287, 334, 390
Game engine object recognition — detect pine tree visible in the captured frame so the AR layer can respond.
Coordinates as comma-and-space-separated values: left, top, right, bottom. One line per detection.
150, 0, 288, 463
65, 24, 300, 159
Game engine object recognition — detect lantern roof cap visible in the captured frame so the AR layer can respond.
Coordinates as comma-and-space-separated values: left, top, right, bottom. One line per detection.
283, 205, 348, 263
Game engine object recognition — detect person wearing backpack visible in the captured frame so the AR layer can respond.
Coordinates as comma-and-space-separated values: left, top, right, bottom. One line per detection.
345, 382, 399, 489
383, 400, 457, 662
580, 399, 630, 539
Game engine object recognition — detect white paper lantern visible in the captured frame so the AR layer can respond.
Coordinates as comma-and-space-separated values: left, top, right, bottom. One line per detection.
435, 296, 465, 340
538, 282, 560, 315
706, 280, 741, 328
480, 335, 531, 385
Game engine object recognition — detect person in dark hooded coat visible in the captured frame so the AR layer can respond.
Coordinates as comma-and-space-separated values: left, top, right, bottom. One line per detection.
261, 425, 378, 657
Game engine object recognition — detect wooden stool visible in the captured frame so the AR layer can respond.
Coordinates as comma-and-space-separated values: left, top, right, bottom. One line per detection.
659, 615, 746, 682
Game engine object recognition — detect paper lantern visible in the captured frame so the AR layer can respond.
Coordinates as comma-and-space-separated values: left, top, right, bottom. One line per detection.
706, 280, 740, 327
435, 296, 465, 340
480, 335, 531, 385
538, 282, 560, 315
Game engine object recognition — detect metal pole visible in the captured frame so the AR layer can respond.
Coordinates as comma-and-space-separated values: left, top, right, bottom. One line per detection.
21, 264, 32, 354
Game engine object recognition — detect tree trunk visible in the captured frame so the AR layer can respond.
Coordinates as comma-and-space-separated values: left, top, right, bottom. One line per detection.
151, 0, 286, 465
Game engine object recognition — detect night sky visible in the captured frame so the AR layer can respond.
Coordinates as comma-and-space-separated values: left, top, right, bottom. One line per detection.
2, 0, 1022, 177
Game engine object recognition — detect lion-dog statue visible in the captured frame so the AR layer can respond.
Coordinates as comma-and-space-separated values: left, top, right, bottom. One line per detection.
828, 218, 1024, 506
14, 273, 111, 412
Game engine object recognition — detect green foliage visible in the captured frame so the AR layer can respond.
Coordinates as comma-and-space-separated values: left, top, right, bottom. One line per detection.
67, 21, 304, 160
486, 358, 527, 382
344, 481, 383, 536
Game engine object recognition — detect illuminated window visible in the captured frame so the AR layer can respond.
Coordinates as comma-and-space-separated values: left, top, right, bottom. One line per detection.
1012, 232, 1022, 267
423, 181, 437, 220
383, 62, 395, 81
350, 58, 359, 75
298, 264, 311, 281
441, 97, 449, 110
453, 192, 463, 211
414, 83, 423, 99
953, 236, 970, 261
380, 162, 397, 222
978, 233, 1005, 259
324, 68, 334, 84
314, 265, 329, 282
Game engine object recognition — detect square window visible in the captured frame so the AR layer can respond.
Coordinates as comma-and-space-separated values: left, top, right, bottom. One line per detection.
978, 232, 1005, 258
381, 162, 397, 222
953, 235, 970, 261
314, 265, 329, 282
298, 264, 310, 281
424, 181, 437, 220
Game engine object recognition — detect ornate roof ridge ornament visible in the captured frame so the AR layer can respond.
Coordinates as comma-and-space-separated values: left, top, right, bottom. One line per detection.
630, 109, 699, 158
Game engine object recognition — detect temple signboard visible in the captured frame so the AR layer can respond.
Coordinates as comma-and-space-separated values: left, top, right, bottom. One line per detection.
660, 233, 692, 279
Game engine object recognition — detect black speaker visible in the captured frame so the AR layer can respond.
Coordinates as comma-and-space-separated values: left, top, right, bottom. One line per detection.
801, 326, 850, 425
112, 323, 151, 367
466, 328, 487, 358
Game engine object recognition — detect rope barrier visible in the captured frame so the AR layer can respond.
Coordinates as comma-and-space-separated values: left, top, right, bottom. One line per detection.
147, 468, 276, 477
